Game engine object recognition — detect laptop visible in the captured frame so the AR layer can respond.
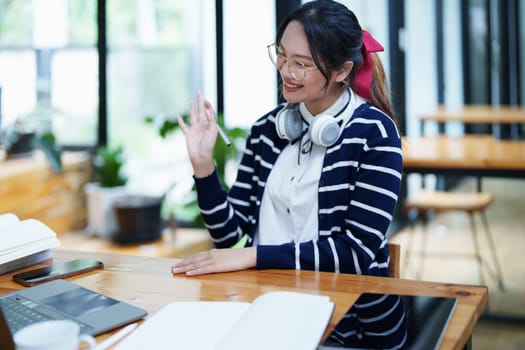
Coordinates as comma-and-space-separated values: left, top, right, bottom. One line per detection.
0, 279, 147, 338
0, 305, 15, 350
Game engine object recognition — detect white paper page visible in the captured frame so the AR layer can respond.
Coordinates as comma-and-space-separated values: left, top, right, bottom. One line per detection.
114, 301, 250, 350
0, 213, 19, 227
215, 291, 334, 350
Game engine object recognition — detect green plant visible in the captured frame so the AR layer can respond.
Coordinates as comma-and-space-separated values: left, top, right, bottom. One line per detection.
144, 113, 248, 226
33, 132, 62, 173
1, 117, 62, 173
92, 145, 128, 187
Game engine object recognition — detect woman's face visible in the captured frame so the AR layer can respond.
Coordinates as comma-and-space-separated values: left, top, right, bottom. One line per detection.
278, 20, 347, 115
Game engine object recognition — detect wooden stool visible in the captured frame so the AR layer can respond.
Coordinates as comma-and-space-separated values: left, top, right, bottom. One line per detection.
403, 190, 504, 290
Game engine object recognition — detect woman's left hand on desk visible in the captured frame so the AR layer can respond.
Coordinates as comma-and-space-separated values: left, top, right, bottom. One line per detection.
171, 247, 256, 276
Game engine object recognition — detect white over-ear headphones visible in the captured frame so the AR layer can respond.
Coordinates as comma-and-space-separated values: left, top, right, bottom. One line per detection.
275, 103, 304, 142
275, 94, 352, 147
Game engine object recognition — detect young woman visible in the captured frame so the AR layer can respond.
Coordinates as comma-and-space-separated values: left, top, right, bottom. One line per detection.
172, 0, 402, 277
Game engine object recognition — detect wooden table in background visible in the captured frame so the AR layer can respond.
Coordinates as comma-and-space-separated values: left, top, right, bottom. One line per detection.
421, 105, 525, 124
420, 105, 525, 138
402, 135, 525, 179
0, 250, 487, 350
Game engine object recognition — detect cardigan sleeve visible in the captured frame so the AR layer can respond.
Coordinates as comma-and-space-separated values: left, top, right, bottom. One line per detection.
194, 109, 283, 248
193, 145, 256, 248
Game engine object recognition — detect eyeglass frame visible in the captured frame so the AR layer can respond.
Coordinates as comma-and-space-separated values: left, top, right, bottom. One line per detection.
267, 43, 319, 81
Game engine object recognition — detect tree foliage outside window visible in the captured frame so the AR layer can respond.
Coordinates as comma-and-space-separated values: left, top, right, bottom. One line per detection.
0, 0, 32, 45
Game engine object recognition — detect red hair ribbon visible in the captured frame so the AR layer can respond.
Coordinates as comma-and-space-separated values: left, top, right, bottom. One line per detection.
351, 30, 384, 100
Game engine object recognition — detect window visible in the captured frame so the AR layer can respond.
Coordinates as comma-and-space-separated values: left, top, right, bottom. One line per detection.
0, 1, 216, 213
105, 0, 216, 210
222, 0, 276, 128
0, 0, 98, 146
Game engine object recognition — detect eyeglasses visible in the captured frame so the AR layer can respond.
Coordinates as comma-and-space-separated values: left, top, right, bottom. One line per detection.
267, 43, 318, 81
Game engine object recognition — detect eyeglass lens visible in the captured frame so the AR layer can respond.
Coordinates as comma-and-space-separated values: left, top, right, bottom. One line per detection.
268, 44, 306, 81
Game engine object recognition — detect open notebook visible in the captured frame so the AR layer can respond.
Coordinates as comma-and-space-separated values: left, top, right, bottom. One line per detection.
114, 291, 334, 350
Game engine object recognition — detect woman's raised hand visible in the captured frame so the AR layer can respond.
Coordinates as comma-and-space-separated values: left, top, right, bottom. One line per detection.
177, 92, 218, 178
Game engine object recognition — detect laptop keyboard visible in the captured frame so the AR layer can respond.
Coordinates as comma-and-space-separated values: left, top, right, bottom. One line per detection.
0, 295, 93, 334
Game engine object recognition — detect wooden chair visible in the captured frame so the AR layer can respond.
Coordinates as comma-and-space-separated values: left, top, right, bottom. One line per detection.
403, 190, 504, 290
388, 243, 401, 278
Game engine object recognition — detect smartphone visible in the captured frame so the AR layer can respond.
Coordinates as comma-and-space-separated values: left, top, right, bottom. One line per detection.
12, 258, 104, 286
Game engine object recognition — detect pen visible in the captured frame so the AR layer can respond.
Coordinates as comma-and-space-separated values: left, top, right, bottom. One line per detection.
216, 123, 231, 147
93, 322, 138, 350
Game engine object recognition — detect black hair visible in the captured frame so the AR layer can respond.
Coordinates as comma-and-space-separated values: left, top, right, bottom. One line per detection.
276, 0, 397, 122
276, 0, 363, 88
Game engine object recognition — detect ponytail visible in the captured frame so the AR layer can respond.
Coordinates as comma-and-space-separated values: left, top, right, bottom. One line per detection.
369, 53, 397, 124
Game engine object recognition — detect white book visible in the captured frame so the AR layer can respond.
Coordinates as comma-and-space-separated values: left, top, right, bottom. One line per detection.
0, 213, 60, 274
115, 290, 334, 350
0, 213, 19, 228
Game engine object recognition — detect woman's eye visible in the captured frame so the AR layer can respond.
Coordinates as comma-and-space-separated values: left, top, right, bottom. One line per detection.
294, 60, 308, 69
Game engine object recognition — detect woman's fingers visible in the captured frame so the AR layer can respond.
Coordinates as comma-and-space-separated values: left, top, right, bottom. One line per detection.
171, 248, 256, 276
197, 92, 205, 121
177, 115, 188, 134
186, 92, 215, 126
203, 98, 216, 122
188, 101, 197, 125
171, 251, 211, 274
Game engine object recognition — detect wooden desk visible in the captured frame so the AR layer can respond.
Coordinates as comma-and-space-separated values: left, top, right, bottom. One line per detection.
420, 105, 525, 138
402, 135, 525, 178
0, 250, 487, 350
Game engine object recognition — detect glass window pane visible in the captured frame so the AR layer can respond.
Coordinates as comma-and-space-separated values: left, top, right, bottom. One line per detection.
52, 50, 98, 145
0, 0, 98, 147
106, 0, 215, 211
68, 0, 97, 45
223, 0, 276, 128
0, 0, 33, 46
0, 51, 36, 125
468, 0, 489, 103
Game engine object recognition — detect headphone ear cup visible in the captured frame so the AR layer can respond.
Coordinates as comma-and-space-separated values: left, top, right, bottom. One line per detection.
310, 114, 341, 147
275, 105, 303, 141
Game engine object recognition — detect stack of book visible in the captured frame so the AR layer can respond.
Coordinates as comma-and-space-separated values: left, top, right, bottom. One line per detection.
0, 213, 60, 274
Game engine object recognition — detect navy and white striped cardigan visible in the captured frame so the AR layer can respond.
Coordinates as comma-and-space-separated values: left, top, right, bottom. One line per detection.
194, 102, 403, 277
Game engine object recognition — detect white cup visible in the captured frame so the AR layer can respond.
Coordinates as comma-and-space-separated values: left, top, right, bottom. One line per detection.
13, 320, 97, 350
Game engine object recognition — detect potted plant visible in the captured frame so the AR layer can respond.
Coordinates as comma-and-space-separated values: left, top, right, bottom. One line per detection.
88, 144, 167, 243
112, 192, 165, 244
84, 145, 128, 237
1, 112, 62, 173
